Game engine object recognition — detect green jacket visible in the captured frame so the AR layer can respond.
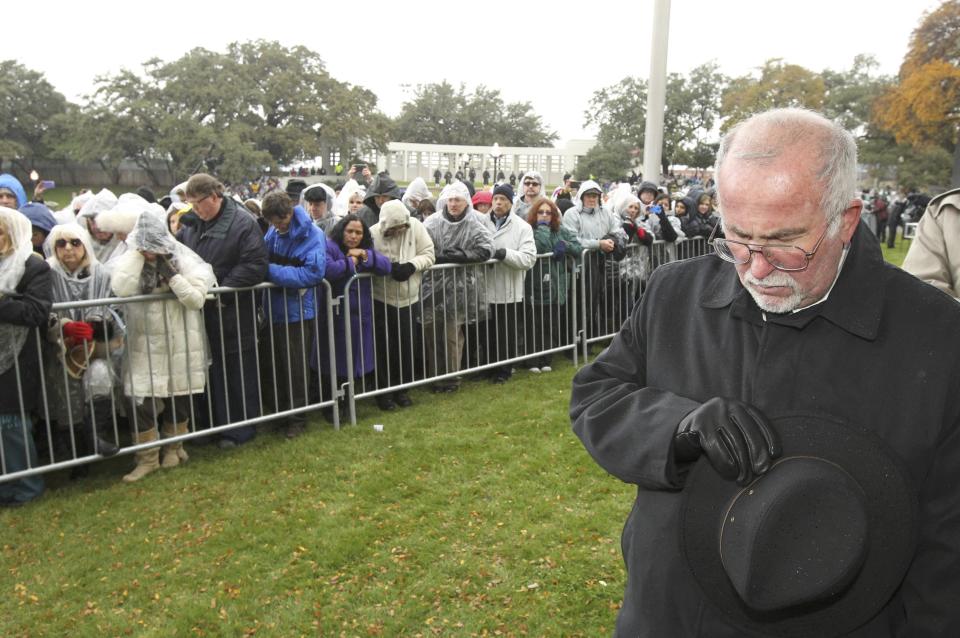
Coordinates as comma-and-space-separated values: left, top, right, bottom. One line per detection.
526, 224, 582, 306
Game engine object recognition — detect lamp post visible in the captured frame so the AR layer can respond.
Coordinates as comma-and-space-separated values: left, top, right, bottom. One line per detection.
489, 143, 502, 185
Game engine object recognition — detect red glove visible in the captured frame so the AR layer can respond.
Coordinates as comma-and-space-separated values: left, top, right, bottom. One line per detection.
63, 321, 94, 342
636, 226, 653, 246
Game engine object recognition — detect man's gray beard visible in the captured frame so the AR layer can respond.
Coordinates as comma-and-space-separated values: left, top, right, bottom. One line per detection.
742, 271, 805, 313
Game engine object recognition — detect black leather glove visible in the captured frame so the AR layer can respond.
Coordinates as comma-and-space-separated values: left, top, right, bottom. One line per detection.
437, 247, 469, 264
493, 248, 507, 261
673, 397, 781, 485
156, 255, 178, 280
390, 261, 417, 282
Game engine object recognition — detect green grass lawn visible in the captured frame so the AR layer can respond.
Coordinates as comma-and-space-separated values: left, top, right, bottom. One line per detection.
880, 233, 911, 268
0, 360, 631, 637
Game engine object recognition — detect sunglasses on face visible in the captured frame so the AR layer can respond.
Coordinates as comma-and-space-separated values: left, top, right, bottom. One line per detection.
55, 238, 83, 249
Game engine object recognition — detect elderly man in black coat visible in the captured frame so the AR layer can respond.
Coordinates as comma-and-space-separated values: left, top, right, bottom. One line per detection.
571, 108, 960, 636
179, 174, 268, 448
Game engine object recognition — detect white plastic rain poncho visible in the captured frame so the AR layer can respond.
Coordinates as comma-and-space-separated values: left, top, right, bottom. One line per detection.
401, 177, 431, 208
613, 192, 654, 283
76, 188, 125, 263
608, 183, 635, 216
302, 182, 340, 233
43, 222, 120, 413
561, 179, 626, 251
334, 179, 366, 217
420, 182, 494, 325
511, 170, 546, 218
111, 206, 216, 398
0, 207, 36, 375
43, 223, 114, 318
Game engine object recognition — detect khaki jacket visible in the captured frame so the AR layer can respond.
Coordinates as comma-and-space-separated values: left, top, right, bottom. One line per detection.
902, 188, 960, 300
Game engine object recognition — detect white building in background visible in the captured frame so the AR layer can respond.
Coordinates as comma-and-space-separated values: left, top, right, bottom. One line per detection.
380, 140, 596, 185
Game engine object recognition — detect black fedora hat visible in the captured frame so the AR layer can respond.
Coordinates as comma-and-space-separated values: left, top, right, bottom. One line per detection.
680, 413, 917, 637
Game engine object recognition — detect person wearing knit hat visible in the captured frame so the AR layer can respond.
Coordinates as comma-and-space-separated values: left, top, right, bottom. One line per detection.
511, 171, 544, 220
492, 182, 515, 204
472, 190, 493, 214
481, 179, 536, 384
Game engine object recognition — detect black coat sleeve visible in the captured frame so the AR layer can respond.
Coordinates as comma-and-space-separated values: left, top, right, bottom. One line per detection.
570, 267, 701, 489
0, 256, 52, 328
220, 216, 269, 288
658, 213, 679, 242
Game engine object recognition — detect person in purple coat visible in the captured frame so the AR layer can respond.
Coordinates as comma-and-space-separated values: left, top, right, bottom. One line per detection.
311, 214, 391, 419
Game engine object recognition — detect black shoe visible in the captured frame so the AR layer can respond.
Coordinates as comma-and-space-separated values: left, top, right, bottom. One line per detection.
376, 395, 397, 411
394, 391, 413, 408
431, 382, 459, 394
491, 374, 509, 384
95, 436, 119, 458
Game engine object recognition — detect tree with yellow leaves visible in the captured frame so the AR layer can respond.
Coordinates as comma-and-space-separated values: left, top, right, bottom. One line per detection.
873, 0, 960, 186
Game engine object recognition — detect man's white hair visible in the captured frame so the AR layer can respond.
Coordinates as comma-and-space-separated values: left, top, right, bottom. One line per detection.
715, 108, 858, 235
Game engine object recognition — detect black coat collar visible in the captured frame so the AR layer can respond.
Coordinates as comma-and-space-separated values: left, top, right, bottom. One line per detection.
699, 222, 884, 340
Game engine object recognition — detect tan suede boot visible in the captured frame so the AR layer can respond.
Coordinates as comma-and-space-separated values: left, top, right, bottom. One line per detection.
160, 421, 190, 468
122, 428, 160, 483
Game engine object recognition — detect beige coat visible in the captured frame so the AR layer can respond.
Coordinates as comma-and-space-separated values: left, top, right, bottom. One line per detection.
902, 188, 960, 300
370, 202, 435, 307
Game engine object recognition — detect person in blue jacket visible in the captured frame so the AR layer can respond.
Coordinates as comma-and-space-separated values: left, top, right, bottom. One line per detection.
260, 191, 326, 438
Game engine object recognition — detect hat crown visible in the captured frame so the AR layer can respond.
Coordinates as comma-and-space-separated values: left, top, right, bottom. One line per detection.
721, 457, 869, 612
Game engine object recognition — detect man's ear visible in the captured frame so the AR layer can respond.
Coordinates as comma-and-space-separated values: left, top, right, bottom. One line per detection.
840, 199, 863, 242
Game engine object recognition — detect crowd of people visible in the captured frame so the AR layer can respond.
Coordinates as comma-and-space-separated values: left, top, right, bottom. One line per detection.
0, 164, 707, 507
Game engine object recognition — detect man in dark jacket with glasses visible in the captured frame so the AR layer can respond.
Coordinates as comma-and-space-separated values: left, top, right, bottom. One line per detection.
571, 108, 960, 636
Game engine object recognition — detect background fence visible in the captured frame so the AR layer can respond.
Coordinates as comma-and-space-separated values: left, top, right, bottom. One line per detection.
1, 237, 710, 484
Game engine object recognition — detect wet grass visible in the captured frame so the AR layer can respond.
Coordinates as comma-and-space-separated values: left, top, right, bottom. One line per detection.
0, 359, 630, 637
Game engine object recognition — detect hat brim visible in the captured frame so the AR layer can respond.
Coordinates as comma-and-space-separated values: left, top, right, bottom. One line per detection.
680, 413, 917, 638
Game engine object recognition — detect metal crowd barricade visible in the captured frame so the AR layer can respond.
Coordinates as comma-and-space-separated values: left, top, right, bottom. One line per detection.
341, 253, 581, 425
0, 280, 339, 484
1, 237, 708, 483
578, 236, 710, 362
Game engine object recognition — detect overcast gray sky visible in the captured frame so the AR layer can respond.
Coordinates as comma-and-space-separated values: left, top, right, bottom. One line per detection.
2, 0, 939, 143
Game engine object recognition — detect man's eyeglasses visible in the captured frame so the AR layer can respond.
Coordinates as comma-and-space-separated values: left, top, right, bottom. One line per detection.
55, 238, 83, 249
708, 222, 829, 272
523, 181, 539, 187
536, 210, 552, 216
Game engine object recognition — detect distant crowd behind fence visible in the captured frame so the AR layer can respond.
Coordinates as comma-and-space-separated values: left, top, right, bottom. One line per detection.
2, 237, 709, 484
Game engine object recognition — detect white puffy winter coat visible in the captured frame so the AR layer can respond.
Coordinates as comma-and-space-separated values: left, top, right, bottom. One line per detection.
480, 211, 536, 304
110, 250, 216, 398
